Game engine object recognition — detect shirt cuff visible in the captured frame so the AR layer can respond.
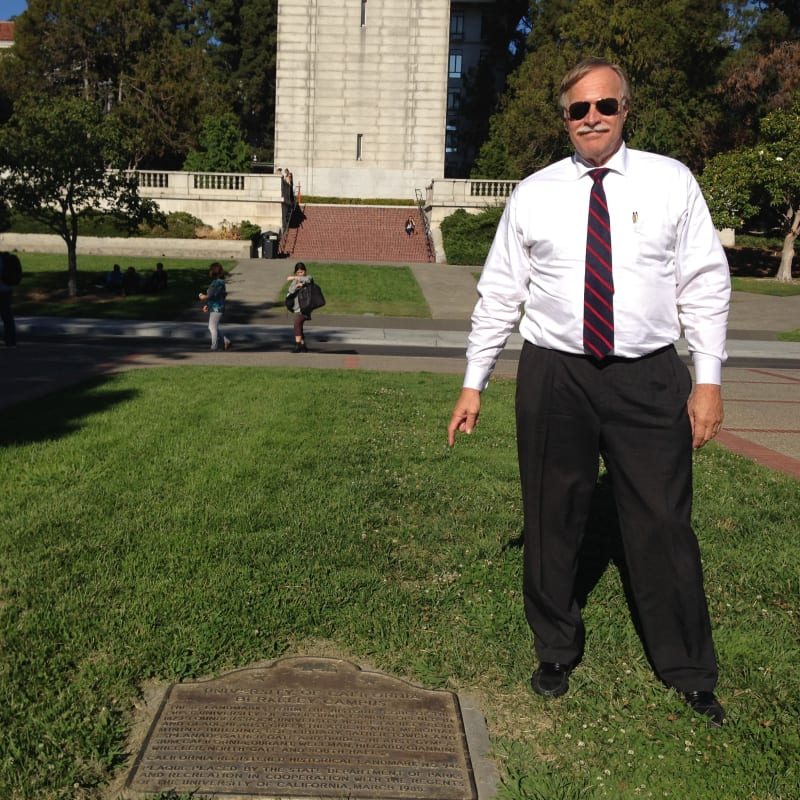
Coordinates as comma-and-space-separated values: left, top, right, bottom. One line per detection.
463, 363, 492, 392
692, 353, 722, 385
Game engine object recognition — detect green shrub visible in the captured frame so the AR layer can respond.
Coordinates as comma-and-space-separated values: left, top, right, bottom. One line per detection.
7, 210, 135, 237
734, 232, 788, 250
7, 211, 52, 234
440, 206, 504, 266
238, 220, 261, 240
142, 211, 204, 239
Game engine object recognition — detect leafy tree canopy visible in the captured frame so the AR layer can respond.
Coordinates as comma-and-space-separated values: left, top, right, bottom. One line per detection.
207, 0, 278, 158
701, 99, 800, 280
2, 0, 275, 169
183, 112, 251, 172
474, 0, 735, 179
0, 94, 162, 293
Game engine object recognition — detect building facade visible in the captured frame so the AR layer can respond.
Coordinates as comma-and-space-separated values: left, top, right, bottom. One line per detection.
0, 21, 15, 48
274, 0, 495, 200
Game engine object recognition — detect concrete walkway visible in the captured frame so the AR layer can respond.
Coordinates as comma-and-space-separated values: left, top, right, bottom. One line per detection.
5, 257, 800, 479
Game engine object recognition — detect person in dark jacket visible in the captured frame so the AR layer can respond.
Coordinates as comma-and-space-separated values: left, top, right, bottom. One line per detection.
285, 262, 312, 353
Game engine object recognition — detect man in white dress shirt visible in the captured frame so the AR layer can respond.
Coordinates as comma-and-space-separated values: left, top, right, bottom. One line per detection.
447, 57, 730, 727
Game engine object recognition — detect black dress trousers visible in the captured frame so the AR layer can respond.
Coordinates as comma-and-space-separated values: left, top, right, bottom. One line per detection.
515, 342, 718, 692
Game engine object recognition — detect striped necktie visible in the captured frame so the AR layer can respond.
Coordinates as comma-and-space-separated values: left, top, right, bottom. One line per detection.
583, 168, 614, 358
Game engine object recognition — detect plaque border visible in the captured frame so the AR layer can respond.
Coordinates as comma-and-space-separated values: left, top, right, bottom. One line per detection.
124, 656, 480, 800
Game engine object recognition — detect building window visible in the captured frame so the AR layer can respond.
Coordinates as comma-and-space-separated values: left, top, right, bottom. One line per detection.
356, 133, 363, 161
360, 0, 366, 27
450, 11, 464, 40
446, 125, 458, 154
448, 51, 462, 79
447, 89, 461, 113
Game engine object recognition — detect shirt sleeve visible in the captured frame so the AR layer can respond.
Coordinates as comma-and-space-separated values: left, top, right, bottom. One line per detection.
675, 174, 731, 385
464, 197, 530, 391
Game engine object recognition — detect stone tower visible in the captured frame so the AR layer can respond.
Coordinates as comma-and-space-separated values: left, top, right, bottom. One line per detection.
274, 0, 452, 200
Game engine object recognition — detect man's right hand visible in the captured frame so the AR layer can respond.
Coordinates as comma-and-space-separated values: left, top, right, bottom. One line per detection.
447, 388, 482, 447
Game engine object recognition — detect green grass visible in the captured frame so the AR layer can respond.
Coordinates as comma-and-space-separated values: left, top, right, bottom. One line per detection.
1, 369, 798, 800
10, 254, 228, 319
777, 329, 800, 342
279, 262, 431, 317
10, 254, 431, 319
731, 277, 800, 296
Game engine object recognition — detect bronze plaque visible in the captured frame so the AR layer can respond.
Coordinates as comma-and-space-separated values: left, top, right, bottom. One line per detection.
125, 657, 478, 800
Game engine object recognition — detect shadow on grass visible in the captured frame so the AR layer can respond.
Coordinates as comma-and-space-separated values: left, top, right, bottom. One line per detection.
13, 267, 210, 320
725, 246, 799, 279
0, 378, 141, 446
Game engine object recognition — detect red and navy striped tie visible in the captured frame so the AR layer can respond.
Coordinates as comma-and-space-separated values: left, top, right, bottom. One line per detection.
583, 168, 614, 358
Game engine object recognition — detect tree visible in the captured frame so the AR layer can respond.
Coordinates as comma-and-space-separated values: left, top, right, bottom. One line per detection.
183, 112, 251, 172
700, 101, 800, 281
0, 95, 162, 295
7, 0, 227, 170
474, 0, 733, 179
113, 33, 225, 168
717, 4, 800, 151
207, 0, 278, 160
11, 0, 156, 103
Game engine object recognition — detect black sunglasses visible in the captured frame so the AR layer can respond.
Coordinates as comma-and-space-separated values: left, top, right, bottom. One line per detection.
567, 98, 621, 121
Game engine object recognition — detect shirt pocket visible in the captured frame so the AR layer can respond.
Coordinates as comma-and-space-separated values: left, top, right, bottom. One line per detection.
617, 205, 678, 274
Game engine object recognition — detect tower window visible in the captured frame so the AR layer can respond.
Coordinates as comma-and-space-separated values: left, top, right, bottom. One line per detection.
356, 133, 363, 161
447, 89, 461, 112
361, 0, 366, 27
448, 51, 462, 79
450, 12, 464, 40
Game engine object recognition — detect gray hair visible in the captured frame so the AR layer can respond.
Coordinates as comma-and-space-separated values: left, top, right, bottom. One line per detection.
558, 58, 631, 115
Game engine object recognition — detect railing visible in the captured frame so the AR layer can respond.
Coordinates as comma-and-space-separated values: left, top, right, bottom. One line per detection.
130, 170, 281, 199
279, 197, 302, 254
136, 171, 170, 188
193, 173, 247, 191
469, 179, 518, 198
428, 178, 519, 207
415, 187, 436, 263
122, 171, 523, 234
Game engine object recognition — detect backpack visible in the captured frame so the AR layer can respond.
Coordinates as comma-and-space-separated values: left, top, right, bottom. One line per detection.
0, 252, 22, 286
298, 281, 325, 315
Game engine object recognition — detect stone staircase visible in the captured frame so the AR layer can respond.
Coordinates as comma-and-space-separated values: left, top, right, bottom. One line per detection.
281, 205, 433, 263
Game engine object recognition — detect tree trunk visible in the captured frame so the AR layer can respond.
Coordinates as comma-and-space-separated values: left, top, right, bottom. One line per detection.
67, 241, 79, 298
776, 208, 799, 282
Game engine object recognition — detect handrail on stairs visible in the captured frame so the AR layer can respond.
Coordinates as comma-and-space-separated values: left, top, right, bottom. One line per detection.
415, 188, 436, 263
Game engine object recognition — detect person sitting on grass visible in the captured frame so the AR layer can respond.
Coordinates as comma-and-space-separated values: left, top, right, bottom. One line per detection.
104, 264, 123, 293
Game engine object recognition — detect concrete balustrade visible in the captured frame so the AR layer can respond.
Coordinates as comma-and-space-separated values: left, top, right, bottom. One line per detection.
131, 170, 286, 231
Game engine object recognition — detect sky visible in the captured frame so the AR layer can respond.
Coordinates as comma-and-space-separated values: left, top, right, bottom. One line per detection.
1, 0, 27, 21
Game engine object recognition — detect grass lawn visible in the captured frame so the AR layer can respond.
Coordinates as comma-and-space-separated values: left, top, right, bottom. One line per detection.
278, 262, 431, 317
730, 277, 800, 297
1, 368, 798, 800
10, 254, 432, 320
10, 254, 227, 320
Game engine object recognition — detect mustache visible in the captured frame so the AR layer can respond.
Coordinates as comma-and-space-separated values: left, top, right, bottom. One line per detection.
576, 125, 611, 135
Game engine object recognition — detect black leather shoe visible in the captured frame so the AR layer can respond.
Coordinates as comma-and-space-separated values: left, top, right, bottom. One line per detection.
531, 662, 572, 698
684, 691, 726, 727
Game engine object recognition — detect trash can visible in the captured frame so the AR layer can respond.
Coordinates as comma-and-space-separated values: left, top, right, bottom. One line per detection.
261, 231, 279, 259
249, 232, 262, 259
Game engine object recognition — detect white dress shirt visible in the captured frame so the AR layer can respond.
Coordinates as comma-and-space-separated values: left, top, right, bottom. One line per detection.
464, 144, 731, 391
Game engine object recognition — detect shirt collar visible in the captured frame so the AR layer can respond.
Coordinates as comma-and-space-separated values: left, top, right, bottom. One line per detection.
572, 141, 628, 178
